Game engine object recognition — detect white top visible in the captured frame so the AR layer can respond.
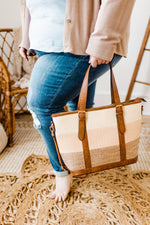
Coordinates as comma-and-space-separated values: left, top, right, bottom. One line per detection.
26, 0, 66, 52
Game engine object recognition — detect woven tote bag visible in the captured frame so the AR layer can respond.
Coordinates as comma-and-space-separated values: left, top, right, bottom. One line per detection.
50, 64, 142, 176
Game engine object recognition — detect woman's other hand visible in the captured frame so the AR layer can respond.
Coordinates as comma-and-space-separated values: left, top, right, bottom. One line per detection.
19, 47, 36, 60
89, 56, 109, 68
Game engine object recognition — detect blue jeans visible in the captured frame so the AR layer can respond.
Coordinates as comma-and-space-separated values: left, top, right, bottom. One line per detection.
27, 51, 121, 176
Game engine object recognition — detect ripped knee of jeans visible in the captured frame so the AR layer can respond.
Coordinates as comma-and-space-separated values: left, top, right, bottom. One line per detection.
28, 107, 41, 129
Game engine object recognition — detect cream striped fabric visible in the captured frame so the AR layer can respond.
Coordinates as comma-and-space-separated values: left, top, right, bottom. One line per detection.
53, 102, 142, 171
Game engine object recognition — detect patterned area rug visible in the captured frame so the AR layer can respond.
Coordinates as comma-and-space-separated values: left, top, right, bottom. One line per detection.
0, 115, 150, 224
0, 155, 150, 225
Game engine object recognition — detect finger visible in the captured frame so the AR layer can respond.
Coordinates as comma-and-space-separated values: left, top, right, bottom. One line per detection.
89, 56, 92, 64
58, 193, 62, 202
27, 50, 36, 56
55, 193, 59, 202
102, 60, 108, 64
62, 192, 68, 201
21, 50, 28, 60
97, 59, 103, 65
27, 50, 31, 56
98, 59, 109, 65
91, 60, 98, 68
101, 60, 106, 64
49, 191, 56, 199
19, 48, 24, 58
92, 62, 97, 68
19, 48, 28, 60
23, 49, 29, 60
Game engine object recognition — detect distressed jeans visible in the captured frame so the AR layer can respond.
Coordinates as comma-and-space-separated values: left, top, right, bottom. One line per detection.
27, 51, 121, 176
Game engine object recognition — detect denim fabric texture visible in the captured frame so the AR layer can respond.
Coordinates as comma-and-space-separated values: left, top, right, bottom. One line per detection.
27, 52, 121, 176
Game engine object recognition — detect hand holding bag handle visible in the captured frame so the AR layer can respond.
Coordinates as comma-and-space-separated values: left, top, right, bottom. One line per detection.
78, 64, 123, 113
77, 63, 126, 163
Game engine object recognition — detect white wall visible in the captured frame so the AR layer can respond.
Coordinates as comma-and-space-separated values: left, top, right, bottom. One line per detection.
0, 0, 21, 28
0, 0, 150, 114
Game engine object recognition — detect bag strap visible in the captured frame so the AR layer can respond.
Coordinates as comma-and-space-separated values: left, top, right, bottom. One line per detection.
78, 64, 126, 162
78, 64, 122, 110
110, 64, 126, 161
50, 122, 70, 172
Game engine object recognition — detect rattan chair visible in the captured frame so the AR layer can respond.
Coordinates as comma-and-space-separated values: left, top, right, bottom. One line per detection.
0, 28, 68, 147
0, 28, 29, 146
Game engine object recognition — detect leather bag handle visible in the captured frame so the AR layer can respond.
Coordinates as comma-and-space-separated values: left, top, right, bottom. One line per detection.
77, 63, 126, 161
77, 63, 121, 111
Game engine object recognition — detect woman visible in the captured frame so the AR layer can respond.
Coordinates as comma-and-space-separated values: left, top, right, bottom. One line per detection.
19, 0, 135, 202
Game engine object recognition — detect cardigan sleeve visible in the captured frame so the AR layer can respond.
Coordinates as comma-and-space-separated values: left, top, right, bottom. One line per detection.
19, 0, 30, 49
86, 0, 135, 61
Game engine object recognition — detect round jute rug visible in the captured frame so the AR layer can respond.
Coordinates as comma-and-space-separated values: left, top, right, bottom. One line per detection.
0, 154, 150, 225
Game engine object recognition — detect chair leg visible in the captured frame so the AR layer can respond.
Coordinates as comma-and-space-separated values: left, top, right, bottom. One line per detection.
6, 94, 14, 146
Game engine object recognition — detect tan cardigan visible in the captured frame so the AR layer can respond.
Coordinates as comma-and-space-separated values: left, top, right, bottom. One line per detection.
19, 0, 135, 61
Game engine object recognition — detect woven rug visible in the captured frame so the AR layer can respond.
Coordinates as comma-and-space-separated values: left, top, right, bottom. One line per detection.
0, 115, 150, 224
